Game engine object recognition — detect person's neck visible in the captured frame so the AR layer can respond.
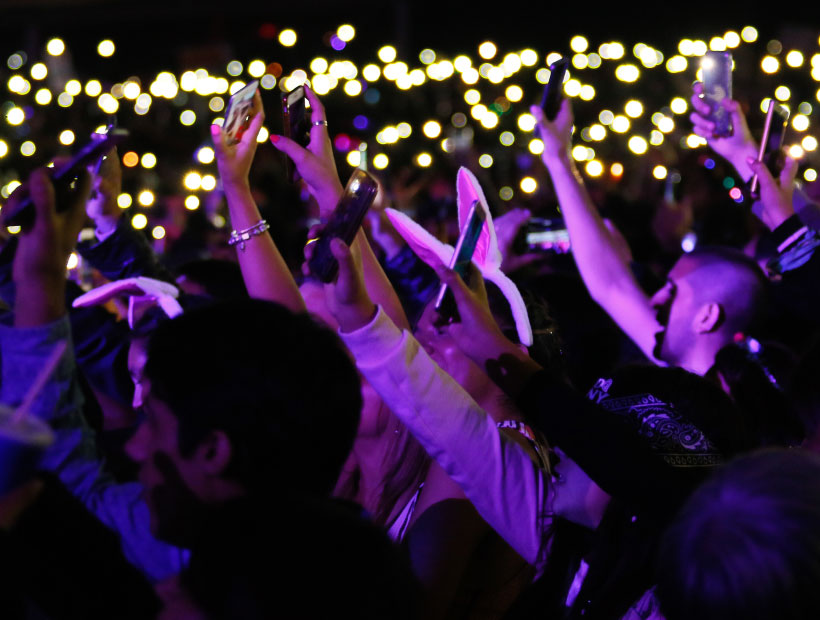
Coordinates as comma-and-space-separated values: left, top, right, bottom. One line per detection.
679, 339, 723, 377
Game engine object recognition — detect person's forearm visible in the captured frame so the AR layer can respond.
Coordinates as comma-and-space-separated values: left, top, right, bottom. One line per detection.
15, 276, 65, 327
725, 144, 759, 184
542, 151, 658, 359
543, 152, 635, 300
354, 229, 410, 331
223, 181, 305, 314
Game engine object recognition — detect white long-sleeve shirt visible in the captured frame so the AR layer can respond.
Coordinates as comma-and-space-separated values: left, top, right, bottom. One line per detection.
340, 306, 552, 566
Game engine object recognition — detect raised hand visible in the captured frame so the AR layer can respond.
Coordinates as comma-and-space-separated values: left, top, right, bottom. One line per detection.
11, 167, 91, 326
211, 90, 266, 188
690, 82, 758, 181
269, 84, 344, 217
493, 208, 544, 273
322, 238, 376, 333
435, 263, 540, 395
531, 98, 574, 162
748, 155, 798, 231
85, 148, 122, 236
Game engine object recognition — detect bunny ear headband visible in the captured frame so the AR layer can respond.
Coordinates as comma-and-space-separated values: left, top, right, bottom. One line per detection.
385, 167, 533, 346
72, 276, 184, 329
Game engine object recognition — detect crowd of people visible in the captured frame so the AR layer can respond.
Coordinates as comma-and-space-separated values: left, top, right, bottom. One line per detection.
0, 56, 819, 620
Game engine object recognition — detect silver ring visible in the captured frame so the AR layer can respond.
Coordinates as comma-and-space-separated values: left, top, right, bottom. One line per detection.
312, 120, 328, 127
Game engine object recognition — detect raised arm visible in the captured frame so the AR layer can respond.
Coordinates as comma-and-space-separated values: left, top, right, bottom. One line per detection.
212, 91, 305, 313
532, 100, 660, 360
272, 86, 409, 330
324, 239, 550, 565
2, 169, 187, 582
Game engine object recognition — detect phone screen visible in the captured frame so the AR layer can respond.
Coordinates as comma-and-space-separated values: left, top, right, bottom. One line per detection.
524, 218, 570, 253
701, 51, 733, 137
222, 80, 258, 144
307, 169, 379, 282
434, 200, 486, 315
526, 229, 571, 253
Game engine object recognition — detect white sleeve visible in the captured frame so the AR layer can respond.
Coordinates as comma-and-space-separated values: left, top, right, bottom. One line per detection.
340, 306, 551, 566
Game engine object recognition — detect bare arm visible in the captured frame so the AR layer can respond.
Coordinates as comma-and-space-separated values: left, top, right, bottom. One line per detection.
533, 100, 660, 360
273, 85, 409, 330
212, 92, 305, 313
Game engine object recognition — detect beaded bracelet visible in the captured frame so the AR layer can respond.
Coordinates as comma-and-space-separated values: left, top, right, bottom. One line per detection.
228, 219, 270, 251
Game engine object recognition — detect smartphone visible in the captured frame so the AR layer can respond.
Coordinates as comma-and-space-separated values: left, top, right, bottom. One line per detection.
222, 80, 259, 145
750, 100, 789, 197
308, 169, 379, 283
357, 142, 368, 172
282, 84, 311, 182
540, 58, 570, 121
664, 169, 682, 204
701, 51, 733, 138
524, 218, 571, 254
434, 200, 486, 318
2, 128, 129, 228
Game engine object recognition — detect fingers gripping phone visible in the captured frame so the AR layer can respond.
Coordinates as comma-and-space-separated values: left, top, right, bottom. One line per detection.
308, 169, 379, 282
701, 51, 733, 138
434, 200, 486, 320
282, 85, 311, 182
540, 58, 570, 122
1, 128, 129, 228
222, 80, 259, 145
749, 100, 789, 197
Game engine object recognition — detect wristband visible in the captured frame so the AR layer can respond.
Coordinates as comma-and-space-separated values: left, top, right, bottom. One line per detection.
228, 220, 270, 251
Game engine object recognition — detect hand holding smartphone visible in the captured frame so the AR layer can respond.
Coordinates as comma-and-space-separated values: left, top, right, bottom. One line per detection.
540, 58, 570, 122
308, 169, 379, 282
701, 51, 733, 138
1, 128, 129, 229
434, 200, 486, 320
222, 80, 259, 145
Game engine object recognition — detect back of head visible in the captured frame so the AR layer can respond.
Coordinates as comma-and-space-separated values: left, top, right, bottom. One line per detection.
657, 449, 820, 620
175, 259, 248, 301
144, 299, 362, 498
685, 246, 769, 340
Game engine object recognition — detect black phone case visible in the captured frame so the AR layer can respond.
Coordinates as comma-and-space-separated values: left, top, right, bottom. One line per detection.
282, 87, 310, 183
541, 58, 570, 121
308, 170, 379, 283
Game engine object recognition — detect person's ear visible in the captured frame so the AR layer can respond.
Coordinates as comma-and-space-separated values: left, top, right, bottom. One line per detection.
195, 430, 233, 476
693, 301, 722, 334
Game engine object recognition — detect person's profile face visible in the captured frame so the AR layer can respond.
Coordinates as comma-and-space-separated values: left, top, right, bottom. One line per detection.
651, 257, 699, 364
124, 384, 208, 545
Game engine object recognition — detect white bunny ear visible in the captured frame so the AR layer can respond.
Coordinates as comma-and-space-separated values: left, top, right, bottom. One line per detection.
483, 269, 533, 347
456, 167, 502, 272
385, 207, 454, 269
73, 276, 183, 329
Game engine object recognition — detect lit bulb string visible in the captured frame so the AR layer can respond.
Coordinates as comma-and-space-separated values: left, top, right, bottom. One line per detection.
1, 26, 818, 213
